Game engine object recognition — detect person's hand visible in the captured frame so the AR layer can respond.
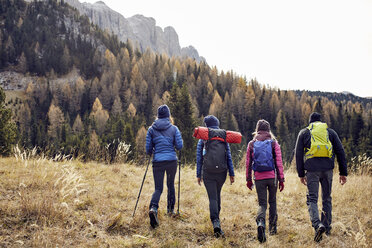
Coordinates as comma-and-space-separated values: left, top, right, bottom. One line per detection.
279, 181, 284, 192
197, 177, 202, 186
246, 180, 253, 190
339, 175, 347, 185
300, 177, 307, 186
230, 176, 235, 185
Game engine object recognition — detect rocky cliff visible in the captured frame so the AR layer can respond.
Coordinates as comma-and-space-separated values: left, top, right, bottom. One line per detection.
64, 0, 203, 62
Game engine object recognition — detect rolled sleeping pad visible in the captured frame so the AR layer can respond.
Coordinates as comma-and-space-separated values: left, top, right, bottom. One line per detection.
192, 126, 242, 144
226, 130, 242, 144
192, 126, 209, 140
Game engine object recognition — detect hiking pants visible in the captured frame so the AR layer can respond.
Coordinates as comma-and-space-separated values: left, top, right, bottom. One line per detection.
203, 170, 227, 222
149, 160, 177, 210
306, 170, 333, 231
255, 178, 277, 226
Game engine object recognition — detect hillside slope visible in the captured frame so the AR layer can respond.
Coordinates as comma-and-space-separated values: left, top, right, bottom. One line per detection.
0, 156, 370, 247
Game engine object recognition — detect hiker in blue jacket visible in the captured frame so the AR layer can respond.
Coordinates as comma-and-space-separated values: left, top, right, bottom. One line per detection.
146, 104, 183, 228
196, 115, 235, 237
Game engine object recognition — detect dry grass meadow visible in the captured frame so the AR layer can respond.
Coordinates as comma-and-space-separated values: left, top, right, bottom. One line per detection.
0, 154, 371, 247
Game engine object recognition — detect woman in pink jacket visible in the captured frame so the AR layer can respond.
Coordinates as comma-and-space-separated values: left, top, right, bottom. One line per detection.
246, 119, 285, 243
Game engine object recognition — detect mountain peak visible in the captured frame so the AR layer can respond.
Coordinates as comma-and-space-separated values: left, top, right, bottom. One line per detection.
341, 91, 355, 96
65, 0, 202, 62
94, 1, 106, 6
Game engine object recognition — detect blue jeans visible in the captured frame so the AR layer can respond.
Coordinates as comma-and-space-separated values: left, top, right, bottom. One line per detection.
306, 170, 333, 230
149, 160, 177, 210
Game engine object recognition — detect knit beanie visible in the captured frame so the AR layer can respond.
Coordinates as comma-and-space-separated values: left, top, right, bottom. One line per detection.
204, 115, 220, 128
256, 119, 270, 132
309, 112, 321, 123
157, 104, 170, 119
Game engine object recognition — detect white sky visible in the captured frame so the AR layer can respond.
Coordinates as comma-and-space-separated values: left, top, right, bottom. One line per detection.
83, 0, 372, 98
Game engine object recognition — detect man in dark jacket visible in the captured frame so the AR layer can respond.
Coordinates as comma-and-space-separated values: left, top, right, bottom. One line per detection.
146, 104, 183, 228
295, 112, 347, 242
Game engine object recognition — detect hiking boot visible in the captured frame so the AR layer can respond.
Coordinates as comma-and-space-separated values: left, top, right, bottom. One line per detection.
269, 214, 278, 235
269, 223, 277, 235
149, 207, 159, 228
257, 219, 266, 243
217, 229, 225, 238
167, 208, 175, 216
314, 223, 326, 242
212, 219, 224, 238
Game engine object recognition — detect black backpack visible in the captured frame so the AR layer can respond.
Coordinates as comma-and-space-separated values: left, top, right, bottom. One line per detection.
203, 128, 228, 173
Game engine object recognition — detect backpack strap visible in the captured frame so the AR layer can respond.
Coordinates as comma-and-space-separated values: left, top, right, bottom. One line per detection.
271, 140, 276, 166
210, 137, 225, 142
250, 139, 256, 149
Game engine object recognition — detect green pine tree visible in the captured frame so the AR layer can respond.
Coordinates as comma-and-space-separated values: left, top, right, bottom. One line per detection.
0, 87, 17, 155
350, 109, 364, 155
167, 83, 196, 163
275, 109, 291, 163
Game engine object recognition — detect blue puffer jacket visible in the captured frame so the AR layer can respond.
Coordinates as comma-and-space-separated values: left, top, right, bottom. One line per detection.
196, 125, 235, 178
146, 118, 183, 163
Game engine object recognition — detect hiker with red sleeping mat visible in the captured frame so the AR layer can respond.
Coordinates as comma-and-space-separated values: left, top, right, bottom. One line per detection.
195, 115, 235, 238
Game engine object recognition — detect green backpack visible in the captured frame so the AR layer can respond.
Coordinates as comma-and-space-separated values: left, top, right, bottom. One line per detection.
305, 122, 333, 160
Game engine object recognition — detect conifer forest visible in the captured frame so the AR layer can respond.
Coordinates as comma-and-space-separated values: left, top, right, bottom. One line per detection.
1, 0, 371, 167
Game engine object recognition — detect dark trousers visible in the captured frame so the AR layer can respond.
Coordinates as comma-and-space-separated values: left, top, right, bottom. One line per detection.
203, 170, 227, 222
306, 170, 333, 230
255, 178, 277, 226
149, 160, 177, 210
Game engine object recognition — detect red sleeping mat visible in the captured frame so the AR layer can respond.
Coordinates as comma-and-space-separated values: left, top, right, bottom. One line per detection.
192, 126, 242, 144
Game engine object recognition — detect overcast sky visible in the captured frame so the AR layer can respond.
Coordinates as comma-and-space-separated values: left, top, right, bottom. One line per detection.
83, 0, 372, 98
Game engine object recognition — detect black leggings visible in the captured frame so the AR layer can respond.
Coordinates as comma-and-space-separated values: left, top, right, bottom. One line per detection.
149, 160, 177, 210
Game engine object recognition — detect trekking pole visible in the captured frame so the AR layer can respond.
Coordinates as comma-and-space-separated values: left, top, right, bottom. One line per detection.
177, 150, 182, 215
132, 155, 152, 217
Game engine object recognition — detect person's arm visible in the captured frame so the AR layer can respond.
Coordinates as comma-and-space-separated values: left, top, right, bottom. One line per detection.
145, 127, 153, 155
273, 141, 285, 191
246, 142, 254, 190
196, 140, 204, 180
295, 129, 306, 178
174, 126, 183, 151
246, 142, 253, 182
329, 129, 347, 185
329, 128, 348, 177
225, 143, 235, 184
226, 143, 235, 177
273, 141, 285, 182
